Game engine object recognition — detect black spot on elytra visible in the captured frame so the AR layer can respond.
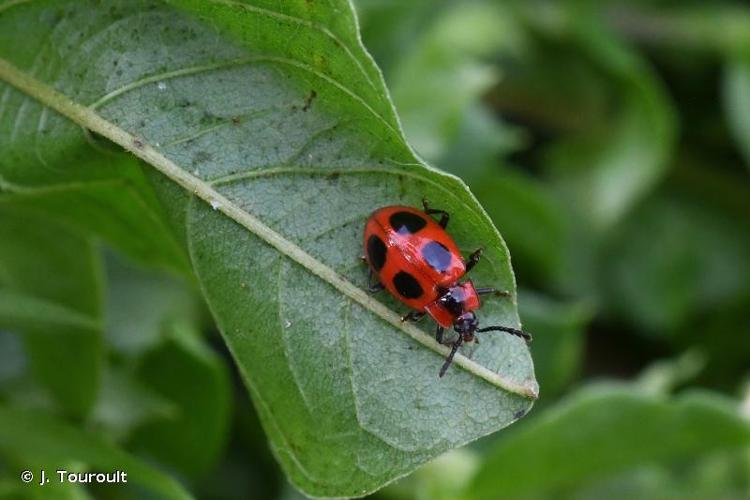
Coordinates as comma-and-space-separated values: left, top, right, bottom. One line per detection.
389, 211, 426, 235
421, 241, 452, 273
366, 235, 387, 271
393, 271, 423, 299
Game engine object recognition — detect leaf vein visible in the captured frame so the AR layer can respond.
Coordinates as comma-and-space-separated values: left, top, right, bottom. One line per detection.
276, 257, 316, 415
88, 57, 260, 110
197, 0, 379, 93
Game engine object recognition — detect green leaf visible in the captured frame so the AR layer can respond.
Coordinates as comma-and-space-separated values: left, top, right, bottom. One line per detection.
466, 384, 750, 499
90, 366, 177, 443
355, 0, 443, 76
0, 330, 25, 386
0, 478, 92, 500
512, 3, 677, 230
601, 194, 750, 335
0, 153, 190, 275
724, 54, 750, 170
104, 254, 200, 356
571, 449, 750, 500
388, 448, 481, 500
0, 288, 99, 332
129, 321, 231, 479
0, 206, 102, 418
634, 351, 706, 396
0, 404, 191, 499
385, 1, 522, 163
0, 0, 536, 496
472, 173, 567, 283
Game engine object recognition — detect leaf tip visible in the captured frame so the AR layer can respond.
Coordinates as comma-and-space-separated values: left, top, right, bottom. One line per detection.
525, 382, 540, 400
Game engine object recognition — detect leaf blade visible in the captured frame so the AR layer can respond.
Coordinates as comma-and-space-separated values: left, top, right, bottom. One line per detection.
466, 384, 750, 499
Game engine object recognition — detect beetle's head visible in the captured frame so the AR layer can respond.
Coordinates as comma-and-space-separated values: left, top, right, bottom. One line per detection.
453, 311, 478, 342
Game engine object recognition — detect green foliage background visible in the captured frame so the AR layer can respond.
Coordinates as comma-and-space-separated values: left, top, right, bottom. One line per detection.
1, 0, 749, 499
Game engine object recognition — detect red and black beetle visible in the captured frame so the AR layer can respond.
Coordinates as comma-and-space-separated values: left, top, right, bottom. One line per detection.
363, 199, 531, 376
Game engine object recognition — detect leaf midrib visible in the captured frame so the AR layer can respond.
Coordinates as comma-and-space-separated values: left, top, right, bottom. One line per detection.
0, 57, 538, 399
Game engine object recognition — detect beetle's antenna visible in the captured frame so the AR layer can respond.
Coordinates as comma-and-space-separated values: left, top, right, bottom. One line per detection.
439, 337, 463, 377
476, 326, 532, 343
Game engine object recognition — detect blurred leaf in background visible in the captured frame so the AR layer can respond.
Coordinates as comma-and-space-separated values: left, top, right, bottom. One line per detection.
468, 383, 750, 500
129, 321, 231, 479
0, 206, 103, 419
0, 404, 191, 499
724, 55, 750, 170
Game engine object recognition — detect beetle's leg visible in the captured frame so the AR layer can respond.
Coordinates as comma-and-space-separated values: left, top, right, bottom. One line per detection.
475, 287, 511, 298
435, 325, 445, 344
367, 269, 384, 293
422, 197, 450, 229
465, 247, 485, 273
363, 257, 384, 292
439, 336, 464, 377
401, 311, 426, 323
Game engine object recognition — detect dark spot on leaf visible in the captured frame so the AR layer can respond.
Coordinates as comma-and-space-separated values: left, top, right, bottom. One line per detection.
367, 235, 387, 271
514, 409, 527, 420
390, 211, 426, 235
200, 113, 218, 125
302, 89, 317, 112
393, 271, 423, 299
193, 151, 211, 165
